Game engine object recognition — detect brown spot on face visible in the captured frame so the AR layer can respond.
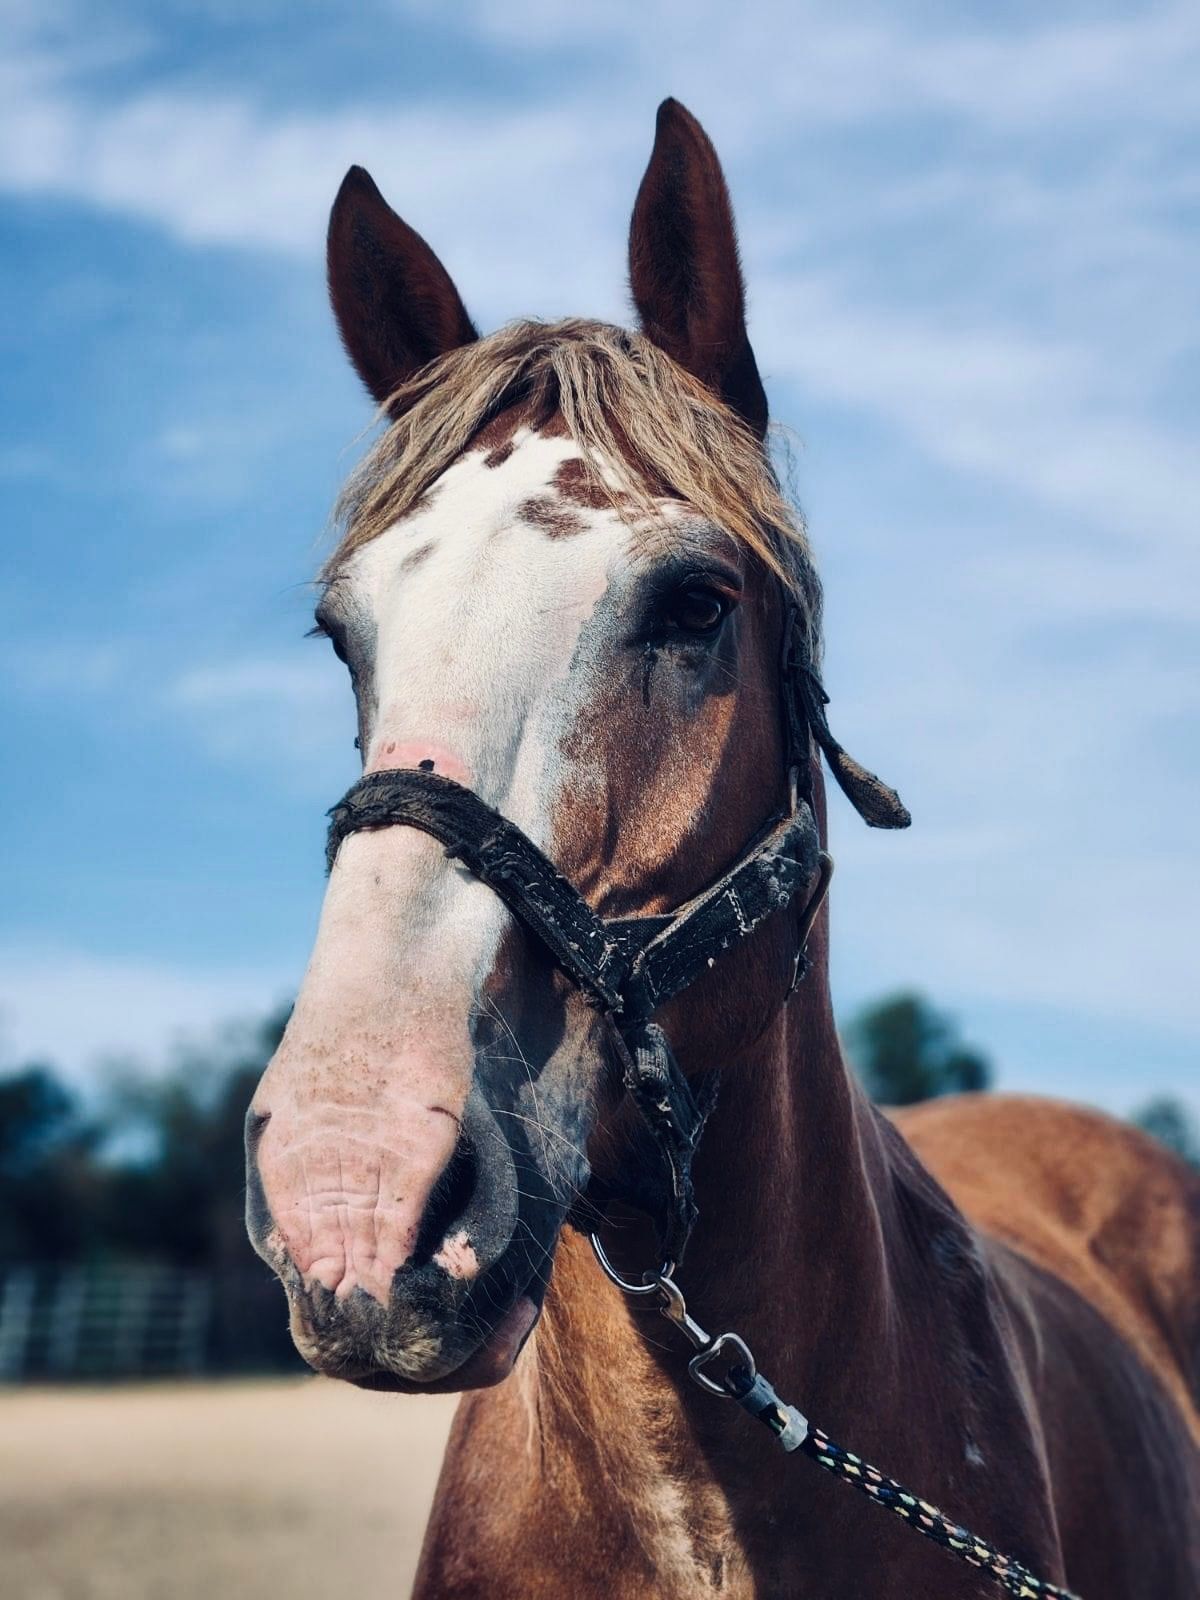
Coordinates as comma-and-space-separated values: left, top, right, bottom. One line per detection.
554, 456, 613, 511
470, 405, 534, 465
518, 496, 588, 539
400, 540, 434, 575
535, 410, 571, 439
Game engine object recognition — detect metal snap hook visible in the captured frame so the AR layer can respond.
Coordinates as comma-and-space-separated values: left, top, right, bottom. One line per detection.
688, 1331, 758, 1397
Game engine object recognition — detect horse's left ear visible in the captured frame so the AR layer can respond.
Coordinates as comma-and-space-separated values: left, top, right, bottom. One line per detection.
629, 99, 769, 438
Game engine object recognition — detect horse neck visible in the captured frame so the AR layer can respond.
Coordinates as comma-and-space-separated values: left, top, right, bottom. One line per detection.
678, 901, 902, 1404
533, 894, 918, 1481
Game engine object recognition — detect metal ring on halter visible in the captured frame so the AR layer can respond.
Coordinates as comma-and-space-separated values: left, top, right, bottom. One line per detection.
589, 1232, 675, 1296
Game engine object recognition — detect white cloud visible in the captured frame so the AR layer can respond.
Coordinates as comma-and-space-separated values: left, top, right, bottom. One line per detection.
2, 2, 1194, 565
0, 946, 294, 1083
4, 2, 1196, 291
166, 653, 357, 786
0, 58, 617, 278
461, 1, 1200, 134
756, 274, 1200, 604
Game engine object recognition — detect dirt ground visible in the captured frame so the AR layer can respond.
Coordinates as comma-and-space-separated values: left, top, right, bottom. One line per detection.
0, 1379, 458, 1599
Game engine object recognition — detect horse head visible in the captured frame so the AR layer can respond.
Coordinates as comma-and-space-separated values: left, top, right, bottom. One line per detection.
245, 101, 827, 1390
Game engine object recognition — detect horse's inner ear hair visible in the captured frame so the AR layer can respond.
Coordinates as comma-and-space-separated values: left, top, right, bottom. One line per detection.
628, 99, 769, 438
327, 164, 478, 409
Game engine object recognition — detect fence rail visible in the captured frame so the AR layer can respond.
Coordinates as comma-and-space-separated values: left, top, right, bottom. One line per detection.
0, 1262, 301, 1380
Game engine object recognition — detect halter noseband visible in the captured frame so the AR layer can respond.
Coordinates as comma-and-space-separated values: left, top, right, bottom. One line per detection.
324, 602, 908, 1262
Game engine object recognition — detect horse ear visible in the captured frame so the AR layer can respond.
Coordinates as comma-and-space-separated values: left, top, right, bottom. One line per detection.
327, 166, 479, 408
629, 100, 768, 438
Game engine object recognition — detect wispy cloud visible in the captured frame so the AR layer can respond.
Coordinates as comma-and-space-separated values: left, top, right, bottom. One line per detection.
166, 653, 356, 780
3, 2, 1193, 554
463, 2, 1200, 134
0, 944, 293, 1082
756, 272, 1200, 580
1, 0, 1196, 1094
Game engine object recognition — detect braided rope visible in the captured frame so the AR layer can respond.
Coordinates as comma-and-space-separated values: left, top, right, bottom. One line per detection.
800, 1426, 1079, 1599
592, 1233, 1084, 1599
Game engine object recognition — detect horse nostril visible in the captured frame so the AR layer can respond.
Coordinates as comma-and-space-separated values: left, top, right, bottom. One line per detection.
412, 1134, 478, 1267
245, 1108, 271, 1158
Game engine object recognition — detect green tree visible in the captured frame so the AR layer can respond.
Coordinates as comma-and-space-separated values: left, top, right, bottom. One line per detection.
1130, 1097, 1200, 1169
0, 1066, 97, 1259
0, 1008, 301, 1372
0, 1067, 77, 1170
846, 992, 991, 1106
97, 1004, 291, 1267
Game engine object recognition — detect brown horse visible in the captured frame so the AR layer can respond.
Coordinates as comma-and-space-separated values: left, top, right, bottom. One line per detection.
246, 101, 1200, 1597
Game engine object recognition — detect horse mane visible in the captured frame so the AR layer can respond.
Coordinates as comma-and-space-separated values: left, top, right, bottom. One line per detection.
328, 317, 823, 655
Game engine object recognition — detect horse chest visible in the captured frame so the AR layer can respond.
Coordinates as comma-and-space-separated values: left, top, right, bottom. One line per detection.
415, 1383, 751, 1599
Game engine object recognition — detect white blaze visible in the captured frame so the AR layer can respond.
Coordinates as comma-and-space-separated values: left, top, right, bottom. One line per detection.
253, 429, 633, 1302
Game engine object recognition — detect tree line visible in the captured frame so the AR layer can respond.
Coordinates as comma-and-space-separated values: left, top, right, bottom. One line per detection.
1, 994, 1195, 1274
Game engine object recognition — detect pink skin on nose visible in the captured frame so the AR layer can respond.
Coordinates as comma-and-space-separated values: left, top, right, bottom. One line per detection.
433, 1229, 479, 1281
367, 738, 472, 784
252, 814, 491, 1309
256, 1096, 465, 1305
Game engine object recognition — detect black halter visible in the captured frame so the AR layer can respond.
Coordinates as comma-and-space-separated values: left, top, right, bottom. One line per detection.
323, 614, 1085, 1600
325, 602, 908, 1262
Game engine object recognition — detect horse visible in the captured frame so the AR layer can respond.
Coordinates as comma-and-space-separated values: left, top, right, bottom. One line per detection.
245, 100, 1200, 1597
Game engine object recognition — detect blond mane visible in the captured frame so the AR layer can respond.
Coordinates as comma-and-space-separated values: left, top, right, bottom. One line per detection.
329, 318, 822, 652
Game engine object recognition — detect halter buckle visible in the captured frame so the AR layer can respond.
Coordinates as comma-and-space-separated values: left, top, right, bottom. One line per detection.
786, 850, 834, 1001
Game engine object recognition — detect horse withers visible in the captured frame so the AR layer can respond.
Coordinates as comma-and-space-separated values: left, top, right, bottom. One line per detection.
245, 100, 1200, 1597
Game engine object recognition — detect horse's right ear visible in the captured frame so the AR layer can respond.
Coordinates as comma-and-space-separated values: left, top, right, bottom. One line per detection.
327, 166, 478, 409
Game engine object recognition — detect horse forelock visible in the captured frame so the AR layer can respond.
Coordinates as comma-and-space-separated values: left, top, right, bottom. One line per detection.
324, 317, 822, 662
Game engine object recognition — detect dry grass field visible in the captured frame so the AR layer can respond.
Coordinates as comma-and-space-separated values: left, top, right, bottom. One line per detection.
0, 1379, 457, 1599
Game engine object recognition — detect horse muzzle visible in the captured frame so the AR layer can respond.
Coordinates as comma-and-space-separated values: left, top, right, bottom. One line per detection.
245, 1086, 545, 1388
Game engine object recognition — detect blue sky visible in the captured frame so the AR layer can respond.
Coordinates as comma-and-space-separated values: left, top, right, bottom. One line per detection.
1, 0, 1196, 1115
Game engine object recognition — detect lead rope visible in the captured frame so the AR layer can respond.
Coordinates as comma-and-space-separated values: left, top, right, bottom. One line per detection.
590, 1237, 1080, 1600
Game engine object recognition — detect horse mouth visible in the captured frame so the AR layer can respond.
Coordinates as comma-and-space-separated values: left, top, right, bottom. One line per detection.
349, 1292, 541, 1394
280, 1247, 546, 1394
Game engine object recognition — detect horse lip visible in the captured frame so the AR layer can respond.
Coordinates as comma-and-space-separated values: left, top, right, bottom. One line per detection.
345, 1291, 541, 1395
451, 1292, 539, 1386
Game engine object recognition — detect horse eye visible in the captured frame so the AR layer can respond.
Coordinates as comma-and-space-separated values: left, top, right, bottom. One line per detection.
664, 585, 730, 637
312, 618, 349, 665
